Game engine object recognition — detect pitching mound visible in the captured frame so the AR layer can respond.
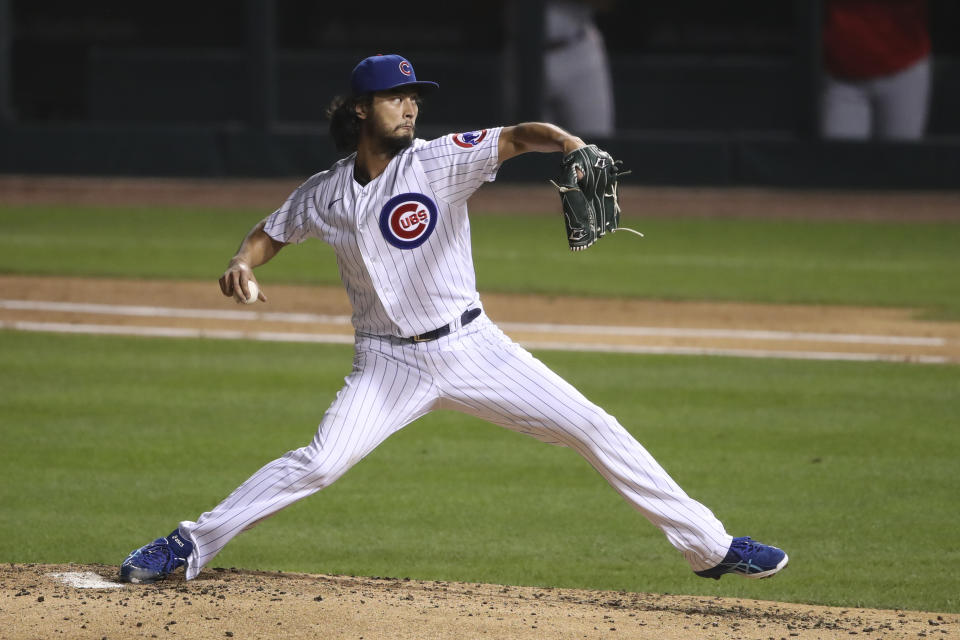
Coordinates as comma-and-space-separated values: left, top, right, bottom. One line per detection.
2, 564, 954, 639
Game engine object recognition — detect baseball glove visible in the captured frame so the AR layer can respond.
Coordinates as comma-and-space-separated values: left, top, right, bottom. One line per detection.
549, 144, 639, 251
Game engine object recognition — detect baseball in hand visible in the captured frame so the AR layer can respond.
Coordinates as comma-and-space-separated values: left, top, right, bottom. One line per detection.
240, 279, 259, 304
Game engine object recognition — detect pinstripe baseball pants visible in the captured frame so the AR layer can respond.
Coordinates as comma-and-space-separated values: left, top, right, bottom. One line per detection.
181, 313, 732, 579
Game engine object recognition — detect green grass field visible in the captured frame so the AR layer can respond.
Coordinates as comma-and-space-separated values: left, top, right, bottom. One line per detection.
1, 203, 959, 613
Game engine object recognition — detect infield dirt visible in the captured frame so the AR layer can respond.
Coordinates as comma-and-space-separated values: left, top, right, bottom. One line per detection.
2, 273, 959, 363
3, 563, 956, 640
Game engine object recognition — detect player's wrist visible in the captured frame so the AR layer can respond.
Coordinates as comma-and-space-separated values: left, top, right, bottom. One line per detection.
562, 136, 586, 155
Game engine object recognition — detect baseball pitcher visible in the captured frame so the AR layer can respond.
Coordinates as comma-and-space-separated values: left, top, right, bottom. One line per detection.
119, 54, 787, 584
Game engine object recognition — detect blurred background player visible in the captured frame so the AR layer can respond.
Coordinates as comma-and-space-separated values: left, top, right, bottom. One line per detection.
820, 0, 932, 140
542, 0, 616, 136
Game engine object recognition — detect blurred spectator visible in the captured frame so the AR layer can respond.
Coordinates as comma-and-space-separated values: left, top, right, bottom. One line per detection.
542, 0, 615, 136
820, 0, 932, 140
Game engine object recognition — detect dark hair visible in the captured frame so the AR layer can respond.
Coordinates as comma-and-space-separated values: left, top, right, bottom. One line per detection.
325, 94, 371, 152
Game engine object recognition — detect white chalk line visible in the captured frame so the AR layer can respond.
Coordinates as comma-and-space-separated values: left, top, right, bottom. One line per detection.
500, 321, 945, 346
0, 320, 948, 364
0, 320, 354, 345
519, 340, 948, 364
0, 299, 946, 346
0, 298, 352, 325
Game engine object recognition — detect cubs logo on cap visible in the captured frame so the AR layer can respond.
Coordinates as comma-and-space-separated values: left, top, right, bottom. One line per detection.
351, 54, 439, 95
379, 193, 438, 250
451, 130, 488, 148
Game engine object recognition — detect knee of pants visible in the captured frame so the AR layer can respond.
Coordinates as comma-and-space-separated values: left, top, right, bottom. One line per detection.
565, 406, 629, 449
282, 445, 351, 489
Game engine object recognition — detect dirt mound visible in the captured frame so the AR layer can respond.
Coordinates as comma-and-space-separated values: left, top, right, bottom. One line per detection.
3, 564, 954, 640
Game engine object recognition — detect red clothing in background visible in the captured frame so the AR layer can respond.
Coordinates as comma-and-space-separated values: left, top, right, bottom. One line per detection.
823, 0, 930, 79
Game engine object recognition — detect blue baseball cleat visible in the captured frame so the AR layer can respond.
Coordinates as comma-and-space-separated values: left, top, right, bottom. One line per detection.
695, 536, 788, 580
119, 528, 193, 584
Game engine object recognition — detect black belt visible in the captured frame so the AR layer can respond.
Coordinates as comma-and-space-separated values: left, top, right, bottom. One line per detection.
407, 308, 481, 343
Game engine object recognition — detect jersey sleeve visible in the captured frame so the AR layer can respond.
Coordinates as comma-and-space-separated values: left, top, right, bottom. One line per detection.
262, 172, 327, 245
417, 127, 503, 205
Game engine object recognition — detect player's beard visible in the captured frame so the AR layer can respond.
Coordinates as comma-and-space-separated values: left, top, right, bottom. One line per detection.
367, 113, 415, 156
381, 125, 415, 155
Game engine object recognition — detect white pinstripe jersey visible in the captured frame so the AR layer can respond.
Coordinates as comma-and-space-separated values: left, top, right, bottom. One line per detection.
264, 127, 502, 337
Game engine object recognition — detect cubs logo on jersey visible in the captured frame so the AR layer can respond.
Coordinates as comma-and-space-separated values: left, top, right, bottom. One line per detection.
451, 130, 488, 148
379, 193, 438, 250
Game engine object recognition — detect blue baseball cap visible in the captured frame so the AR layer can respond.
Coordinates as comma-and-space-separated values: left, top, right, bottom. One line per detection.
350, 54, 439, 96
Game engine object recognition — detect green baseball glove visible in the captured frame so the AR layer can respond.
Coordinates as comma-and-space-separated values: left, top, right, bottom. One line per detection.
549, 145, 638, 251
